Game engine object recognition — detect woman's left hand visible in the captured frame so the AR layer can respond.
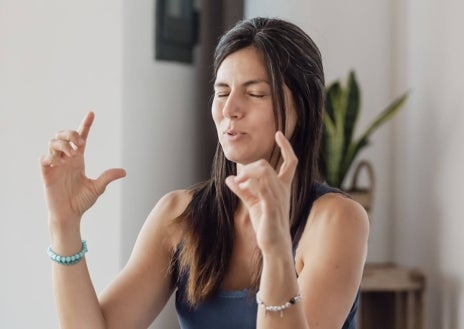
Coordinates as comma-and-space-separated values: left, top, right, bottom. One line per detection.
225, 131, 298, 254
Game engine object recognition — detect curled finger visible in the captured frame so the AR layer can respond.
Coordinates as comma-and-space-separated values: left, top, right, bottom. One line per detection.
225, 176, 259, 209
55, 130, 85, 149
238, 177, 262, 196
48, 138, 77, 157
40, 154, 65, 168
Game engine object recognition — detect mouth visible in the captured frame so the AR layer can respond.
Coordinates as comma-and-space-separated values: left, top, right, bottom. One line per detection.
224, 129, 243, 136
224, 130, 239, 136
223, 129, 246, 140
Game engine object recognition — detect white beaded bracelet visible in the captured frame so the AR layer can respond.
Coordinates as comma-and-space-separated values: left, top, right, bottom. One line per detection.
256, 291, 302, 317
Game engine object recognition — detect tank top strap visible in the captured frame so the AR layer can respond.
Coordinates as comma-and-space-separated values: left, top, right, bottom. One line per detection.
313, 182, 345, 198
291, 182, 344, 250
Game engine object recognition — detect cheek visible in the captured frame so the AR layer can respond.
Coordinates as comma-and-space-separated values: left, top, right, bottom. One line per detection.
260, 108, 277, 130
211, 101, 223, 137
211, 100, 221, 124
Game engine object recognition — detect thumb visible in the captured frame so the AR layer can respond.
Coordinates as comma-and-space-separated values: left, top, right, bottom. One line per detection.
94, 168, 126, 194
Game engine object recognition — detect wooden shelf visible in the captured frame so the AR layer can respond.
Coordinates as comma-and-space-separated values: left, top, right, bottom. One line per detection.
359, 263, 426, 329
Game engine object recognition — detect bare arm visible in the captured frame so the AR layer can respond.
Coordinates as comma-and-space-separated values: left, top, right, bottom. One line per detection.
257, 195, 368, 329
48, 227, 106, 328
99, 191, 187, 328
40, 112, 184, 328
226, 131, 368, 329
41, 112, 125, 328
296, 194, 368, 328
48, 193, 180, 329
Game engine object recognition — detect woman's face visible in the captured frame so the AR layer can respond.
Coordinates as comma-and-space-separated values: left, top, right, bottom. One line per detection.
212, 46, 297, 165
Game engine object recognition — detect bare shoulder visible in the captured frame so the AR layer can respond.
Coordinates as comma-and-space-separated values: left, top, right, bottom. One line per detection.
296, 193, 369, 265
151, 189, 193, 218
142, 189, 193, 249
311, 192, 369, 229
99, 189, 194, 327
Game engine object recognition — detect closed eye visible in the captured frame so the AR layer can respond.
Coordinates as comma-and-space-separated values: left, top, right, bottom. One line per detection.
216, 93, 229, 98
248, 93, 267, 99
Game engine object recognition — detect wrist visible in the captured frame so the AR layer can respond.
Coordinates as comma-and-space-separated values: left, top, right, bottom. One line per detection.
259, 248, 299, 308
48, 217, 82, 255
48, 213, 81, 232
260, 236, 293, 260
262, 248, 294, 266
48, 240, 88, 266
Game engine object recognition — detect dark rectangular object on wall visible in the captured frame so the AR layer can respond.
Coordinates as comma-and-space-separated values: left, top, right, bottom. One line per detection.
155, 0, 199, 63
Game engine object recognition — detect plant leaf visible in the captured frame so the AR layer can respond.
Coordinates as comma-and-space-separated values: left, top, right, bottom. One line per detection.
321, 82, 345, 186
358, 91, 409, 144
341, 91, 409, 182
340, 138, 369, 184
319, 70, 409, 188
342, 71, 361, 162
325, 82, 341, 123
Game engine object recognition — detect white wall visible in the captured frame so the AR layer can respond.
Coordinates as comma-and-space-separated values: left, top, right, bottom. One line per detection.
120, 1, 200, 328
0, 1, 123, 328
392, 0, 464, 327
0, 0, 197, 328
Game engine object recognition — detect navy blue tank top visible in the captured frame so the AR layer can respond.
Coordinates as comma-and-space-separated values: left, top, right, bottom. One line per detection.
175, 183, 359, 329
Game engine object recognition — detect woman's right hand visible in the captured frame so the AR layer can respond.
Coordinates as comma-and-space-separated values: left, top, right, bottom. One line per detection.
40, 112, 126, 229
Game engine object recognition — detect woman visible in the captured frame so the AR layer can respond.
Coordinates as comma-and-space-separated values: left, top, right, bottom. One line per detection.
41, 17, 368, 329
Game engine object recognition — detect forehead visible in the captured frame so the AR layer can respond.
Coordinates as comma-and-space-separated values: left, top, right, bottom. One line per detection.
215, 46, 269, 83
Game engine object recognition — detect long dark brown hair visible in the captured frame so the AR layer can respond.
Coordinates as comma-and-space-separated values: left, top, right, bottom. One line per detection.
173, 17, 325, 306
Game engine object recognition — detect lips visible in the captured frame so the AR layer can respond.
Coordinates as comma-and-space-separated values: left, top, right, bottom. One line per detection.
223, 128, 246, 141
225, 129, 241, 136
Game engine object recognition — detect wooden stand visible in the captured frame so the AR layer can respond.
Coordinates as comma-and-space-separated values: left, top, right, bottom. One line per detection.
358, 263, 426, 329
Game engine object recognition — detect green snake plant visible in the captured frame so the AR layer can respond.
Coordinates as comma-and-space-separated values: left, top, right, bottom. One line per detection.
319, 70, 409, 188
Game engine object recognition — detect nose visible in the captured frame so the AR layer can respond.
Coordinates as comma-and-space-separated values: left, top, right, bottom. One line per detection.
222, 91, 243, 119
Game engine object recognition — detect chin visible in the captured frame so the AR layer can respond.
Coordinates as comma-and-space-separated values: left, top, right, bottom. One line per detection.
224, 154, 245, 164
225, 153, 268, 166
223, 151, 249, 165
221, 146, 271, 165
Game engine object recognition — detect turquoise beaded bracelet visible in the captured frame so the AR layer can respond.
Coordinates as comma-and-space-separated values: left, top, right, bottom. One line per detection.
47, 240, 88, 265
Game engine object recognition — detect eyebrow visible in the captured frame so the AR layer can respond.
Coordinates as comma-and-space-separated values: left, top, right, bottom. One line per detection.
214, 79, 270, 88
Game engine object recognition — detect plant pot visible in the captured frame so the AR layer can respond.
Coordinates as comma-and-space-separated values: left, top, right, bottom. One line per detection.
343, 160, 375, 214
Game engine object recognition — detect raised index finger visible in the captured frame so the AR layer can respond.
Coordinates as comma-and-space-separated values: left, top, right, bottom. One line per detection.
275, 131, 298, 184
78, 111, 95, 143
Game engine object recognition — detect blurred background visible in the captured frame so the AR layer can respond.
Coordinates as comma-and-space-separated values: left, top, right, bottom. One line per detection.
1, 0, 463, 328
